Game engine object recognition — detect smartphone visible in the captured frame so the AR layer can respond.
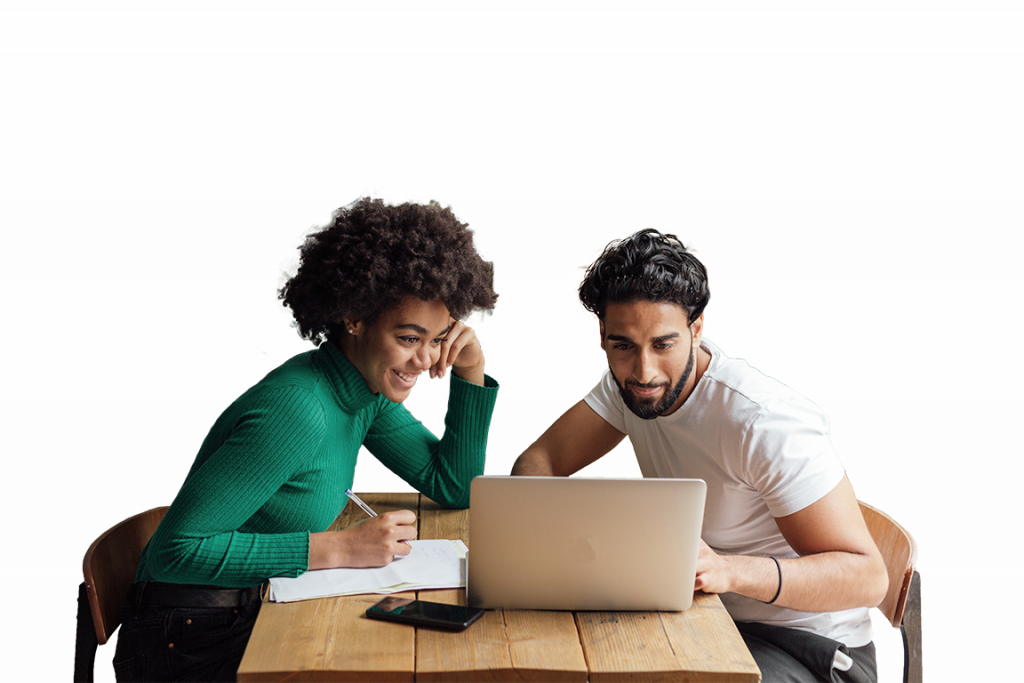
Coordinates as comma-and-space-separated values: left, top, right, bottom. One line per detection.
366, 596, 485, 631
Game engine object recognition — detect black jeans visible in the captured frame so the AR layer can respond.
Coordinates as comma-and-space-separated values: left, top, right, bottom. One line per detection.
113, 590, 261, 682
737, 621, 877, 683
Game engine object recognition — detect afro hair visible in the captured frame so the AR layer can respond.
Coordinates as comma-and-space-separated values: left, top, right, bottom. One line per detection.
280, 198, 497, 345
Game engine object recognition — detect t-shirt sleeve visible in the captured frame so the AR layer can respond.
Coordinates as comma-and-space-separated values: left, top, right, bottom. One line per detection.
582, 369, 628, 433
740, 397, 846, 518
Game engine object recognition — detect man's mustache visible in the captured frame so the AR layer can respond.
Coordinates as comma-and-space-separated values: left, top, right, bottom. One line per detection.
625, 380, 669, 389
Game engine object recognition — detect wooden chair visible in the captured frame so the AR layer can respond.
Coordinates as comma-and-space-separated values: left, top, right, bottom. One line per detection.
75, 506, 168, 682
860, 501, 922, 683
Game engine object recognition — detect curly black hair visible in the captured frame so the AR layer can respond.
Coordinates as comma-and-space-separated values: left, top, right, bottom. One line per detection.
279, 198, 498, 345
578, 229, 709, 323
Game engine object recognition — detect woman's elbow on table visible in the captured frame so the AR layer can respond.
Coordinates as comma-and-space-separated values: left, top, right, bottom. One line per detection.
424, 474, 477, 509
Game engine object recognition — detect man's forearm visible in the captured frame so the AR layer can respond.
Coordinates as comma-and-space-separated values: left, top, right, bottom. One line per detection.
718, 550, 888, 613
511, 447, 555, 476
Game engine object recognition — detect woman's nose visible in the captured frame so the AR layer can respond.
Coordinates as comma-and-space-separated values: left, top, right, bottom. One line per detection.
412, 345, 433, 370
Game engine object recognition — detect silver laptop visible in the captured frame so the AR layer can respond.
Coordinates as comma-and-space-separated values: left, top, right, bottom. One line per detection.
467, 476, 706, 611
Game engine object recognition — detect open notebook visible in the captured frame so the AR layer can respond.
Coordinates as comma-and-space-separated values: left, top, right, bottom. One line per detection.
467, 476, 706, 611
267, 539, 467, 602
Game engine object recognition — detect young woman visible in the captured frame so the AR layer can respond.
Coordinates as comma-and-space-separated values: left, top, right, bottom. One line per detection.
113, 198, 499, 682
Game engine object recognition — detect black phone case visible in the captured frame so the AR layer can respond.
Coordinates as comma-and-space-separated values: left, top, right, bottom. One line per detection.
366, 599, 484, 631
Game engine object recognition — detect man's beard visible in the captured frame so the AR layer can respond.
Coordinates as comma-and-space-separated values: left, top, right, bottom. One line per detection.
612, 344, 696, 420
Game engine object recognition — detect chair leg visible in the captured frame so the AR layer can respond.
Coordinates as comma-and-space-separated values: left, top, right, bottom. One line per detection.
75, 582, 97, 683
901, 570, 922, 683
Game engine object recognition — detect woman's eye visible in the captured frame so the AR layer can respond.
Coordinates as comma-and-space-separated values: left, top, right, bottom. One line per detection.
431, 337, 448, 346
400, 336, 419, 345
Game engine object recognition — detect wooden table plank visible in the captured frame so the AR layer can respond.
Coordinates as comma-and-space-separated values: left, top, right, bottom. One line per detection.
577, 610, 685, 683
577, 594, 761, 683
415, 498, 515, 682
503, 609, 589, 682
658, 593, 761, 682
417, 495, 470, 544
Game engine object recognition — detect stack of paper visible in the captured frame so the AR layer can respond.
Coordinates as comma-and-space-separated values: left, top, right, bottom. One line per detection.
267, 539, 467, 603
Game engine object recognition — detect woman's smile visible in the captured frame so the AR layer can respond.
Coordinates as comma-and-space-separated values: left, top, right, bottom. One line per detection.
392, 368, 421, 388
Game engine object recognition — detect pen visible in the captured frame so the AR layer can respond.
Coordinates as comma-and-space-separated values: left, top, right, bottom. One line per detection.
345, 489, 378, 518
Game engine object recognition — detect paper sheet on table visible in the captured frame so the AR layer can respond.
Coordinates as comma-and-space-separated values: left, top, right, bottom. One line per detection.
267, 539, 467, 603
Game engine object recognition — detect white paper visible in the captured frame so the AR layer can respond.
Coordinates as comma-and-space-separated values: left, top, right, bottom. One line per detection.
267, 539, 467, 603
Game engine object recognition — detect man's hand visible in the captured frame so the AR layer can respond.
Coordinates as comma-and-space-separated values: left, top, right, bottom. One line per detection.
309, 510, 418, 569
694, 540, 781, 603
694, 539, 732, 595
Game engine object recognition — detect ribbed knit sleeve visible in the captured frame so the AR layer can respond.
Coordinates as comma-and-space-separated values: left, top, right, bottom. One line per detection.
363, 373, 498, 508
138, 385, 327, 587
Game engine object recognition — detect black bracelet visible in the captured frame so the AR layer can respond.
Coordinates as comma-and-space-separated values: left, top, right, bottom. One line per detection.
766, 556, 782, 604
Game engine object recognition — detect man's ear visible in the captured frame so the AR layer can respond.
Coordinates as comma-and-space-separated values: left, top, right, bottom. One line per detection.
598, 319, 606, 349
690, 313, 705, 345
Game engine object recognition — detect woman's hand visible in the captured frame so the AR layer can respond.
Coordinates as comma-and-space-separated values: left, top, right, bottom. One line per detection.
308, 510, 417, 569
432, 318, 485, 386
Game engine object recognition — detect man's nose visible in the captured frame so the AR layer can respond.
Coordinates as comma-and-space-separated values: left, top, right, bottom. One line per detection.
634, 350, 657, 384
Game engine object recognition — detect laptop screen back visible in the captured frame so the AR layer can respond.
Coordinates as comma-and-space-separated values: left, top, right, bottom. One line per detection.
467, 476, 706, 611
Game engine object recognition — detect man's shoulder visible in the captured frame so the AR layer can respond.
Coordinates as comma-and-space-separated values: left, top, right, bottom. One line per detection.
696, 342, 823, 429
702, 342, 807, 406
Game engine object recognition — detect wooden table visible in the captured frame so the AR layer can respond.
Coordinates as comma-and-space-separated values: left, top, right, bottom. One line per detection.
237, 493, 761, 682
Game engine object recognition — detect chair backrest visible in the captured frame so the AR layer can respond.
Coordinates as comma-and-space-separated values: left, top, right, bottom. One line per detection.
859, 501, 918, 628
82, 506, 168, 644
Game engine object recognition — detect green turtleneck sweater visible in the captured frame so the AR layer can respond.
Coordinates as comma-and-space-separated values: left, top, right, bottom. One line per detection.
136, 342, 498, 588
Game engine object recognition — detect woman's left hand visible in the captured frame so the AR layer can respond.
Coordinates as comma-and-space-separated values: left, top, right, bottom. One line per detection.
432, 319, 485, 385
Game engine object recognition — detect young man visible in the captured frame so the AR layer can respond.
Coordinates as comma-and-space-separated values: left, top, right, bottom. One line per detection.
512, 229, 888, 683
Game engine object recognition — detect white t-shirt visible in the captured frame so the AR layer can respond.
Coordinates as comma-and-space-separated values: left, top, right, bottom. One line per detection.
584, 338, 873, 647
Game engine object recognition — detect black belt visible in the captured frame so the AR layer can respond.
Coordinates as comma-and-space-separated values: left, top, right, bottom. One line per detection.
128, 581, 267, 609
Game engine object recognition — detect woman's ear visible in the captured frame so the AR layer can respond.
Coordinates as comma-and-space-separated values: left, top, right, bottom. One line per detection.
344, 319, 366, 337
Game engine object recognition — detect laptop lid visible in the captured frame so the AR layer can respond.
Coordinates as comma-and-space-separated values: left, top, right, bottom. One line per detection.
467, 476, 706, 611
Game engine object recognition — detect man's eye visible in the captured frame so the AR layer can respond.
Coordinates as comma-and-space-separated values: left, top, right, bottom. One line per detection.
655, 343, 674, 350
613, 344, 631, 351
